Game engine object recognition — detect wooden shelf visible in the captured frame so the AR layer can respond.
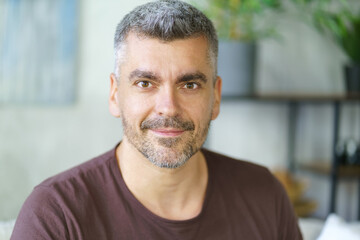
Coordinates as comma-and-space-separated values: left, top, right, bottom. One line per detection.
300, 162, 360, 178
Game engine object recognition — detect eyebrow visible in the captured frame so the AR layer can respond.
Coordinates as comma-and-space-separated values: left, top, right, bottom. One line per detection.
128, 69, 159, 82
176, 72, 208, 84
128, 69, 208, 84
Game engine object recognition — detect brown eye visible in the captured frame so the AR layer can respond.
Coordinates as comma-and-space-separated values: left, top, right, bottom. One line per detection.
184, 82, 198, 89
137, 81, 152, 88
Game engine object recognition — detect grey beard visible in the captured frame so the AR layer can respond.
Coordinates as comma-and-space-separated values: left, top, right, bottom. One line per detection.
122, 115, 211, 169
140, 135, 196, 169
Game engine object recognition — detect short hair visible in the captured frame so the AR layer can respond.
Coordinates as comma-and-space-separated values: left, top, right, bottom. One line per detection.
113, 0, 218, 80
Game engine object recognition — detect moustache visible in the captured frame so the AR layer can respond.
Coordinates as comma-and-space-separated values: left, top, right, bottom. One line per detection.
140, 117, 195, 131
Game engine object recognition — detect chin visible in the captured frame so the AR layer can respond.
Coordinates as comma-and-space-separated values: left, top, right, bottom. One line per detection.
144, 144, 195, 169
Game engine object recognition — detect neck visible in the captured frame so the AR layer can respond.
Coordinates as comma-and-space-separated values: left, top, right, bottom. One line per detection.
116, 138, 208, 220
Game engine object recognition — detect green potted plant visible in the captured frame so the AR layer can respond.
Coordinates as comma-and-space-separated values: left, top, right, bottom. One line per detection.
291, 0, 360, 95
193, 0, 282, 96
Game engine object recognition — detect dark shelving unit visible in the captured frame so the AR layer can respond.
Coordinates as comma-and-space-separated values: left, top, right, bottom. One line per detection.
223, 93, 360, 219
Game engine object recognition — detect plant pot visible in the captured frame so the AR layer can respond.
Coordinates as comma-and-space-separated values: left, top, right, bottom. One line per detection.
344, 63, 360, 95
218, 41, 256, 97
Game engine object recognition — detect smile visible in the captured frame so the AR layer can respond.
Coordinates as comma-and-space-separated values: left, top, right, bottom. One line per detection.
150, 129, 185, 137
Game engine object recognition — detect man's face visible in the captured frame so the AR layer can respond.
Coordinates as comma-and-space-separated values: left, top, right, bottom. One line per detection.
110, 33, 221, 168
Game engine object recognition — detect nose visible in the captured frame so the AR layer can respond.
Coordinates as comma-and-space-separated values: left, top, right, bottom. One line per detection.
155, 86, 180, 117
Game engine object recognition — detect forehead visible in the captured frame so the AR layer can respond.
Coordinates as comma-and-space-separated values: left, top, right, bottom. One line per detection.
119, 33, 212, 75
124, 31, 209, 50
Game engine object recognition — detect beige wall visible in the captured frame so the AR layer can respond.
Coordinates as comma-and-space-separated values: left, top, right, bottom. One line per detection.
0, 0, 359, 221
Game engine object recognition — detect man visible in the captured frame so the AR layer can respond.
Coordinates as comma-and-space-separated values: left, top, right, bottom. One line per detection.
12, 0, 303, 239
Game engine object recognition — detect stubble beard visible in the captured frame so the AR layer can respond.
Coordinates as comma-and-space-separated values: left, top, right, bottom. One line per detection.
121, 114, 211, 169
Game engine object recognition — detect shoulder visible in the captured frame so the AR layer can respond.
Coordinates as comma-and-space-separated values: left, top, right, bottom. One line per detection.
20, 146, 117, 220
202, 149, 302, 239
22, 146, 117, 208
11, 147, 118, 239
202, 148, 286, 201
39, 147, 116, 189
202, 148, 274, 181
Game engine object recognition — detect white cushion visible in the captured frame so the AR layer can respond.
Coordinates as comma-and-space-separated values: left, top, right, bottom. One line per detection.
299, 217, 325, 240
0, 220, 15, 240
317, 214, 360, 240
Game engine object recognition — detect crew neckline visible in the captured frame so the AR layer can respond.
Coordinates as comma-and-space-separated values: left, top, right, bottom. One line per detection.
109, 144, 214, 226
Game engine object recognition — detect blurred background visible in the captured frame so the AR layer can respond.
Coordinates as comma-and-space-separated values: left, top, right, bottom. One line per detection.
0, 0, 360, 229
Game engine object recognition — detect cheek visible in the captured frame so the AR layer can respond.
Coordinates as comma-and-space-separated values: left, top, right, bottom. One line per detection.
185, 98, 213, 125
119, 95, 152, 121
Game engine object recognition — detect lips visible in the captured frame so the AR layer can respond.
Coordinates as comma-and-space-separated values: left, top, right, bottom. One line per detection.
150, 129, 185, 137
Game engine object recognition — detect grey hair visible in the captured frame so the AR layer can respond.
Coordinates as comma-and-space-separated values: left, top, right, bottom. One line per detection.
113, 0, 218, 80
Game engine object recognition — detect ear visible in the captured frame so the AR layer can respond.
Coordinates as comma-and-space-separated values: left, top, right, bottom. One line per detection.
109, 73, 121, 118
211, 76, 222, 120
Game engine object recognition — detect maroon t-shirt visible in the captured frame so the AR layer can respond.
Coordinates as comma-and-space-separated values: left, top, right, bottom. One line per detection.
11, 145, 302, 240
